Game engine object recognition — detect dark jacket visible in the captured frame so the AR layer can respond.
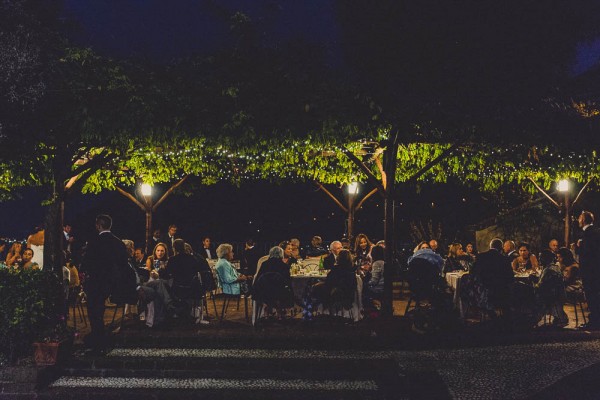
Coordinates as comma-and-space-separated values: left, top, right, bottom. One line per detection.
471, 248, 514, 294
255, 258, 291, 285
81, 231, 136, 302
322, 253, 336, 270
579, 225, 600, 290
165, 253, 202, 287
241, 246, 262, 276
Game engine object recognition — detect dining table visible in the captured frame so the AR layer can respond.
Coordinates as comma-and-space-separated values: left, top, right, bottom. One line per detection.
445, 270, 469, 318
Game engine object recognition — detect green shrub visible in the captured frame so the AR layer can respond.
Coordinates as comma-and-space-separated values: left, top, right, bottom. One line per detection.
0, 268, 66, 364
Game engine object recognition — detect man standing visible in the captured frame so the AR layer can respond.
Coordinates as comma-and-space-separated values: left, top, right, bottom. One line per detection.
63, 224, 75, 257
323, 241, 342, 269
241, 239, 261, 276
201, 236, 215, 259
161, 224, 179, 256
578, 211, 600, 329
80, 214, 131, 352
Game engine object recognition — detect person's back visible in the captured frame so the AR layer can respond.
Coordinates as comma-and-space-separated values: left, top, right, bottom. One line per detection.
472, 248, 513, 289
167, 253, 201, 287
255, 257, 291, 284
471, 239, 514, 313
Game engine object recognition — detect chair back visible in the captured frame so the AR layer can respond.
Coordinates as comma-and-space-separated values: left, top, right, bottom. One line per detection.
407, 257, 442, 299
253, 271, 290, 307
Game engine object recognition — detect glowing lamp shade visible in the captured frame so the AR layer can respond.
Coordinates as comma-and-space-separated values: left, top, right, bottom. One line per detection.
141, 183, 153, 197
347, 182, 359, 194
557, 179, 570, 192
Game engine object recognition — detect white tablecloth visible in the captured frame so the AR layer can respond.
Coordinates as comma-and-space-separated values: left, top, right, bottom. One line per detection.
445, 271, 468, 318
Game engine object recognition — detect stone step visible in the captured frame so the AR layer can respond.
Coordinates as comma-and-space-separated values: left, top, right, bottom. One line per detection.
44, 376, 390, 400
61, 348, 397, 380
42, 347, 406, 399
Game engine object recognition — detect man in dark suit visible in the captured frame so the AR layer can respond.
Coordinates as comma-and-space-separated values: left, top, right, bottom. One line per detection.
578, 211, 600, 329
80, 214, 132, 352
161, 224, 179, 256
200, 236, 216, 260
471, 238, 514, 318
241, 239, 261, 276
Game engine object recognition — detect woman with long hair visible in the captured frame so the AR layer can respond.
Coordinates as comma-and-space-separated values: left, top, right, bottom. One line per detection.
146, 242, 169, 273
443, 243, 473, 273
353, 233, 373, 270
5, 242, 22, 267
511, 242, 540, 273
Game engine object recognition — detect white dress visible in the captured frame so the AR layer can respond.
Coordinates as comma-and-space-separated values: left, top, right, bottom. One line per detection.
29, 244, 44, 270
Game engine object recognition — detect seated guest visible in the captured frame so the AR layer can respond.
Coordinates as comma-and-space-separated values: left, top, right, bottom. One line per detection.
503, 240, 518, 260
512, 242, 540, 273
185, 242, 216, 303
5, 242, 22, 268
21, 248, 40, 270
353, 233, 373, 270
165, 239, 203, 295
413, 241, 430, 253
290, 238, 302, 260
214, 243, 251, 295
471, 238, 514, 317
254, 246, 291, 282
443, 243, 473, 274
320, 250, 357, 306
428, 239, 440, 254
137, 278, 173, 328
465, 242, 477, 261
533, 250, 568, 327
557, 247, 581, 292
146, 242, 168, 272
363, 245, 384, 305
133, 247, 146, 269
340, 238, 351, 250
323, 240, 342, 270
253, 246, 294, 313
279, 240, 298, 266
304, 235, 328, 257
165, 239, 205, 322
408, 243, 444, 273
548, 239, 560, 255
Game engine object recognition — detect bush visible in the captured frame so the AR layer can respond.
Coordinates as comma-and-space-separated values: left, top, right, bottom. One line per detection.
0, 268, 66, 364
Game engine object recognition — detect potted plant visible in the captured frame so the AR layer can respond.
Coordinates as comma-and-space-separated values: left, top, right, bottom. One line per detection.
0, 268, 70, 365
32, 314, 73, 366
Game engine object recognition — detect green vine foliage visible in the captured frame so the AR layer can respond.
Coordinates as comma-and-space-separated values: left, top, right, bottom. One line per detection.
0, 269, 65, 364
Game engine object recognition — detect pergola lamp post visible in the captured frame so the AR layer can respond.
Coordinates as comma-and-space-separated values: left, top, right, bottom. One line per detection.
347, 182, 359, 240
141, 183, 153, 254
557, 179, 570, 247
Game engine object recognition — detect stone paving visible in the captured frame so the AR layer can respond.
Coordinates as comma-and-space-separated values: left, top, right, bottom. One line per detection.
54, 293, 600, 399
396, 340, 600, 399
51, 376, 379, 391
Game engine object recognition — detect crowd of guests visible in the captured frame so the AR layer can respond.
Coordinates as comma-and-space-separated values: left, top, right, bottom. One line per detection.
405, 212, 599, 330
7, 209, 600, 353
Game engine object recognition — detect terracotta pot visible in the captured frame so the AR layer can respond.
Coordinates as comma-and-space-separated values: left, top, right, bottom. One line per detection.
32, 341, 61, 366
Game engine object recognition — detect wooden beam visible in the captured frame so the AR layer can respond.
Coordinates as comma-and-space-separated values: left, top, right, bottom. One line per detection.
341, 147, 386, 197
355, 188, 378, 210
315, 182, 348, 212
116, 185, 146, 212
152, 175, 189, 212
527, 177, 560, 208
